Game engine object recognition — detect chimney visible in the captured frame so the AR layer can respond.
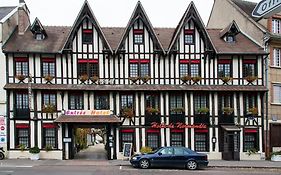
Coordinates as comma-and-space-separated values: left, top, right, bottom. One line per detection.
18, 1, 30, 35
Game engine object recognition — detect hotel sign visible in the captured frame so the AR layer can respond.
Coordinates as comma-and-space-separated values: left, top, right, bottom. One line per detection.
151, 122, 207, 129
64, 110, 111, 116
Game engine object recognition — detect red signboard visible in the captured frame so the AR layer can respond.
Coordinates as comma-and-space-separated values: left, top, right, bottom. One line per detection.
151, 122, 207, 129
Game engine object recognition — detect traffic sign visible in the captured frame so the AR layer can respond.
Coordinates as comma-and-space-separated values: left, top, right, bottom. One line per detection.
252, 0, 281, 18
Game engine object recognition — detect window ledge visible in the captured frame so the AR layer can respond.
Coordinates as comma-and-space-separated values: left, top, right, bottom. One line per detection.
270, 66, 281, 69
271, 103, 281, 106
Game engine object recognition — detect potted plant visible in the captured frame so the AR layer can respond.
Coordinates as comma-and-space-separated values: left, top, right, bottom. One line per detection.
79, 74, 89, 83
245, 76, 257, 84
220, 76, 232, 84
223, 107, 234, 115
129, 77, 140, 84
170, 107, 184, 113
197, 107, 209, 114
29, 146, 40, 160
15, 74, 26, 81
246, 148, 257, 156
44, 144, 53, 152
180, 75, 192, 83
248, 107, 258, 116
18, 144, 26, 152
90, 75, 99, 84
121, 107, 134, 118
42, 104, 56, 113
271, 151, 281, 161
140, 146, 153, 154
44, 74, 54, 83
191, 76, 202, 84
146, 107, 160, 115
141, 75, 151, 84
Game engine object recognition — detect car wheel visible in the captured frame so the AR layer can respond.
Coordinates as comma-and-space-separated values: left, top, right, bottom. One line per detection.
186, 160, 197, 170
139, 159, 150, 169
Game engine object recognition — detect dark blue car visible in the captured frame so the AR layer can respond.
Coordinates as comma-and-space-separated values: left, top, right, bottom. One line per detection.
130, 146, 208, 170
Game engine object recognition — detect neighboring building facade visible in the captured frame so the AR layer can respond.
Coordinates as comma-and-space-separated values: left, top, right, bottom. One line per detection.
0, 1, 29, 150
208, 0, 281, 155
2, 1, 267, 160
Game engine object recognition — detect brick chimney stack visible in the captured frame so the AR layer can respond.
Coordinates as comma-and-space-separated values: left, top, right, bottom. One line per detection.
18, 0, 30, 35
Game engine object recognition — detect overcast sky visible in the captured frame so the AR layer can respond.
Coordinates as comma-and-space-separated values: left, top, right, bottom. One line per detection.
1, 0, 260, 27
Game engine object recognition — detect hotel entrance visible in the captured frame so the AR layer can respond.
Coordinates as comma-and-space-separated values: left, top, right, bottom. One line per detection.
54, 110, 121, 160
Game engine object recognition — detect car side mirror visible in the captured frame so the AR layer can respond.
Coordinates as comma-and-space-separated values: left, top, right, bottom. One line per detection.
158, 152, 162, 156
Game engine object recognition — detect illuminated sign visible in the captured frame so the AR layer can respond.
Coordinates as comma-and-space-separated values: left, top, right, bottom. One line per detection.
151, 122, 207, 129
64, 110, 111, 116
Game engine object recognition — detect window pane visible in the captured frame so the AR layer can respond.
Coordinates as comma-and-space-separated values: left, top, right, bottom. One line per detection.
195, 133, 207, 151
243, 63, 255, 77
95, 94, 109, 110
273, 85, 281, 103
121, 95, 134, 108
130, 64, 138, 77
82, 33, 93, 43
140, 64, 149, 77
44, 128, 56, 148
69, 93, 84, 110
180, 64, 189, 77
185, 34, 194, 44
147, 133, 159, 150
89, 63, 99, 77
134, 34, 143, 44
190, 64, 199, 77
78, 63, 87, 76
171, 133, 183, 146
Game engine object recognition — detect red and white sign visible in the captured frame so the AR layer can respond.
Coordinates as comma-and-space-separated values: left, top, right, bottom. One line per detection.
151, 122, 207, 129
0, 116, 6, 143
64, 110, 111, 116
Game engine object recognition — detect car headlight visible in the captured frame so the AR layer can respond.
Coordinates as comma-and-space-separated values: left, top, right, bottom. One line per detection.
132, 157, 138, 160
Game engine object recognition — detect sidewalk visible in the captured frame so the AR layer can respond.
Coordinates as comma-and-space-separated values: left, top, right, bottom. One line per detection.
0, 159, 281, 169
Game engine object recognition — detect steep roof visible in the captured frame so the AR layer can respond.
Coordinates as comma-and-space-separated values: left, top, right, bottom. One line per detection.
207, 28, 265, 54
168, 2, 214, 53
116, 1, 165, 53
0, 6, 16, 21
231, 0, 259, 21
3, 26, 71, 53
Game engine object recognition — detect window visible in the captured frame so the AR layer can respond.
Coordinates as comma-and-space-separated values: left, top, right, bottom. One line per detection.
145, 94, 159, 109
129, 60, 150, 78
95, 94, 109, 110
42, 58, 55, 77
179, 60, 201, 77
77, 60, 99, 77
16, 126, 29, 148
244, 93, 257, 114
243, 60, 256, 77
194, 94, 208, 114
147, 132, 160, 150
272, 18, 281, 34
120, 94, 134, 109
159, 147, 174, 155
184, 29, 195, 44
35, 33, 44, 40
42, 92, 56, 110
69, 92, 83, 110
179, 63, 189, 77
82, 29, 93, 44
218, 60, 232, 77
244, 132, 257, 152
120, 131, 134, 151
273, 85, 281, 103
15, 92, 29, 119
226, 35, 235, 43
218, 94, 233, 114
170, 94, 184, 114
174, 147, 185, 155
15, 58, 28, 76
171, 132, 184, 146
133, 29, 144, 44
273, 48, 281, 67
195, 132, 208, 152
43, 126, 56, 148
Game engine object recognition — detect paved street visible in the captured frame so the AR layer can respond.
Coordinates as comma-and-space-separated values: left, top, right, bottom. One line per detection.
0, 165, 281, 175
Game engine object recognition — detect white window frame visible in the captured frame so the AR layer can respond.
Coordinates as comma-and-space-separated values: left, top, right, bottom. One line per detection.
273, 48, 281, 67
273, 84, 281, 104
272, 19, 281, 34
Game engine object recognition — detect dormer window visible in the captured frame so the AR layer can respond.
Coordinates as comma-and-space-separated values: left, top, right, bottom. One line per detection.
35, 33, 44, 40
30, 18, 47, 41
133, 29, 144, 44
184, 29, 195, 45
82, 29, 93, 44
226, 35, 235, 43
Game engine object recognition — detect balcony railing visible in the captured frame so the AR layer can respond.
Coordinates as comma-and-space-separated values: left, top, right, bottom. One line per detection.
145, 113, 161, 126
14, 108, 30, 119
194, 114, 210, 125
218, 114, 235, 124
169, 114, 185, 123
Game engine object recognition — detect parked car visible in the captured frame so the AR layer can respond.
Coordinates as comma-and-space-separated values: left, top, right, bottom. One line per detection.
130, 146, 208, 170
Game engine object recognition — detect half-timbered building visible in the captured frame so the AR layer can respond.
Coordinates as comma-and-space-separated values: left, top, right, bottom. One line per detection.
2, 1, 267, 160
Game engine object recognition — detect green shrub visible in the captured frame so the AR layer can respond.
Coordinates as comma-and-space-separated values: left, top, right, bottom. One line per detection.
29, 146, 40, 154
140, 147, 152, 154
45, 144, 53, 152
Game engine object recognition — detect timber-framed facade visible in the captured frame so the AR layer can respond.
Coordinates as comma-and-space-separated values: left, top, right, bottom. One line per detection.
3, 1, 267, 160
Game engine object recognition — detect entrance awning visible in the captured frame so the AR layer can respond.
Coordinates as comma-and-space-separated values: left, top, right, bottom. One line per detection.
221, 125, 241, 132
54, 115, 121, 123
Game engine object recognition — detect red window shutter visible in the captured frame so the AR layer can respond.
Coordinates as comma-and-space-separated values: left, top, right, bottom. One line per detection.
42, 123, 56, 129
78, 59, 98, 63
218, 59, 232, 64
121, 129, 134, 133
184, 29, 194, 34
244, 129, 257, 133
243, 59, 256, 64
171, 129, 184, 133
195, 129, 209, 133
14, 57, 28, 62
133, 29, 144, 34
146, 129, 160, 133
83, 29, 93, 34
16, 124, 29, 129
42, 58, 55, 63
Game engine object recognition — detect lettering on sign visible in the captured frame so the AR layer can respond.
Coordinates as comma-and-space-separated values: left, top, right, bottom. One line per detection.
64, 110, 111, 116
151, 122, 207, 129
252, 0, 281, 18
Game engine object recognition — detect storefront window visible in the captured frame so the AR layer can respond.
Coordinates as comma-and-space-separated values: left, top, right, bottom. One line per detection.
43, 127, 56, 148
147, 132, 160, 150
120, 130, 134, 151
195, 132, 208, 152
16, 128, 29, 148
244, 132, 258, 152
171, 132, 184, 146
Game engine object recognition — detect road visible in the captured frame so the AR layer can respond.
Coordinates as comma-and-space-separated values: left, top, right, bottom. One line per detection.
0, 165, 281, 175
